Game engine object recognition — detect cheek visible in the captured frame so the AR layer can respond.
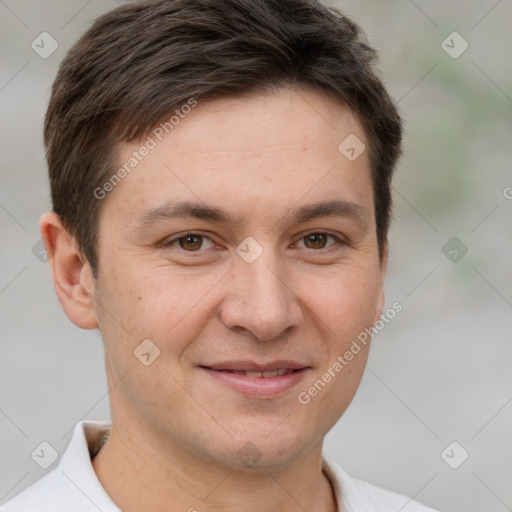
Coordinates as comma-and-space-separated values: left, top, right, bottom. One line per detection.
94, 270, 199, 405
97, 263, 179, 330
299, 271, 376, 429
300, 263, 381, 340
94, 263, 222, 363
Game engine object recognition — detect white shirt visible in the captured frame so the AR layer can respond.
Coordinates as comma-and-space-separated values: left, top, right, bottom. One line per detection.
1, 421, 438, 511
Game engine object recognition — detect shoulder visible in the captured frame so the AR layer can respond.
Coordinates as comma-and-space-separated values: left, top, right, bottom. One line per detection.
1, 421, 117, 512
0, 469, 69, 512
322, 457, 440, 512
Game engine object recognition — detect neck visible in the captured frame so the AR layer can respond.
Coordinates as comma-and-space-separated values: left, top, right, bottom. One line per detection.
92, 421, 337, 512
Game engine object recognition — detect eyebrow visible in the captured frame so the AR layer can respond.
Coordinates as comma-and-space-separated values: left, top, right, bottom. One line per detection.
133, 198, 368, 232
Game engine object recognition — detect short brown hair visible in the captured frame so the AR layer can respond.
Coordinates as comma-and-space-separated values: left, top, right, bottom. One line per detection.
44, 0, 402, 276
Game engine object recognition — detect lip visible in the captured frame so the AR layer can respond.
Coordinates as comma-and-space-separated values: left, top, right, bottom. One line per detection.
204, 360, 307, 372
200, 360, 310, 399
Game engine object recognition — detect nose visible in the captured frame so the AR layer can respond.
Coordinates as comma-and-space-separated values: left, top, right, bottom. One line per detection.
219, 254, 304, 342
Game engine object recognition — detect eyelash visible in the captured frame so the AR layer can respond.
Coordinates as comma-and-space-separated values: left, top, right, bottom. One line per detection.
161, 231, 347, 253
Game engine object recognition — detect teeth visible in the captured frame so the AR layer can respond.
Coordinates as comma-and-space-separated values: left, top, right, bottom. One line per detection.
245, 371, 263, 378
229, 369, 295, 378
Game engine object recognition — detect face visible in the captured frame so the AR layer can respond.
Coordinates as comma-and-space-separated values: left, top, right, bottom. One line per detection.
90, 87, 386, 470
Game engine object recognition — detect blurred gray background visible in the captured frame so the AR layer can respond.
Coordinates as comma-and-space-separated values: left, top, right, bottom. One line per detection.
1, 1, 511, 510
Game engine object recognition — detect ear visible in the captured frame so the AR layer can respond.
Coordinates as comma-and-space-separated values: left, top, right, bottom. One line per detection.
373, 241, 389, 325
40, 212, 98, 330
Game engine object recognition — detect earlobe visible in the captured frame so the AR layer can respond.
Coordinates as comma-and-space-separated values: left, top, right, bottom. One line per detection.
40, 212, 99, 330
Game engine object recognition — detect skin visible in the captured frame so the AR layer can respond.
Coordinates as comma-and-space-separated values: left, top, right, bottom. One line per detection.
41, 86, 387, 512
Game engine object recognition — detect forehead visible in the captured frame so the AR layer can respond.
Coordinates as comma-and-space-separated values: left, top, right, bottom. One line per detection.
145, 87, 366, 156
103, 87, 374, 229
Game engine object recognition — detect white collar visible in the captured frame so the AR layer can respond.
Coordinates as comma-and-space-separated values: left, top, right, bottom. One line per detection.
1, 420, 437, 512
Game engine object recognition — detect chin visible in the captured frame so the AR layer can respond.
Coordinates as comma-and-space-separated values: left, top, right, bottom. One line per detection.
209, 423, 319, 473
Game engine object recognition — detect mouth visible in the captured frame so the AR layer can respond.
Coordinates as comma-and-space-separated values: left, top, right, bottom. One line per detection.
211, 368, 298, 378
199, 360, 309, 398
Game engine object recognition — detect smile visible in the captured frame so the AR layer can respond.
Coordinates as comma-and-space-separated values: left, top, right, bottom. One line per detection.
219, 368, 297, 378
200, 361, 310, 398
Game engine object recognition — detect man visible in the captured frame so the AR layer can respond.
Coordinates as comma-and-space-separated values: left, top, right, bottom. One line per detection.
1, 0, 439, 510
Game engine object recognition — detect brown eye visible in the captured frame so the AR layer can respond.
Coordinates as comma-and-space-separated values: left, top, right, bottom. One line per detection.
303, 233, 328, 249
178, 235, 204, 251
162, 233, 216, 252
